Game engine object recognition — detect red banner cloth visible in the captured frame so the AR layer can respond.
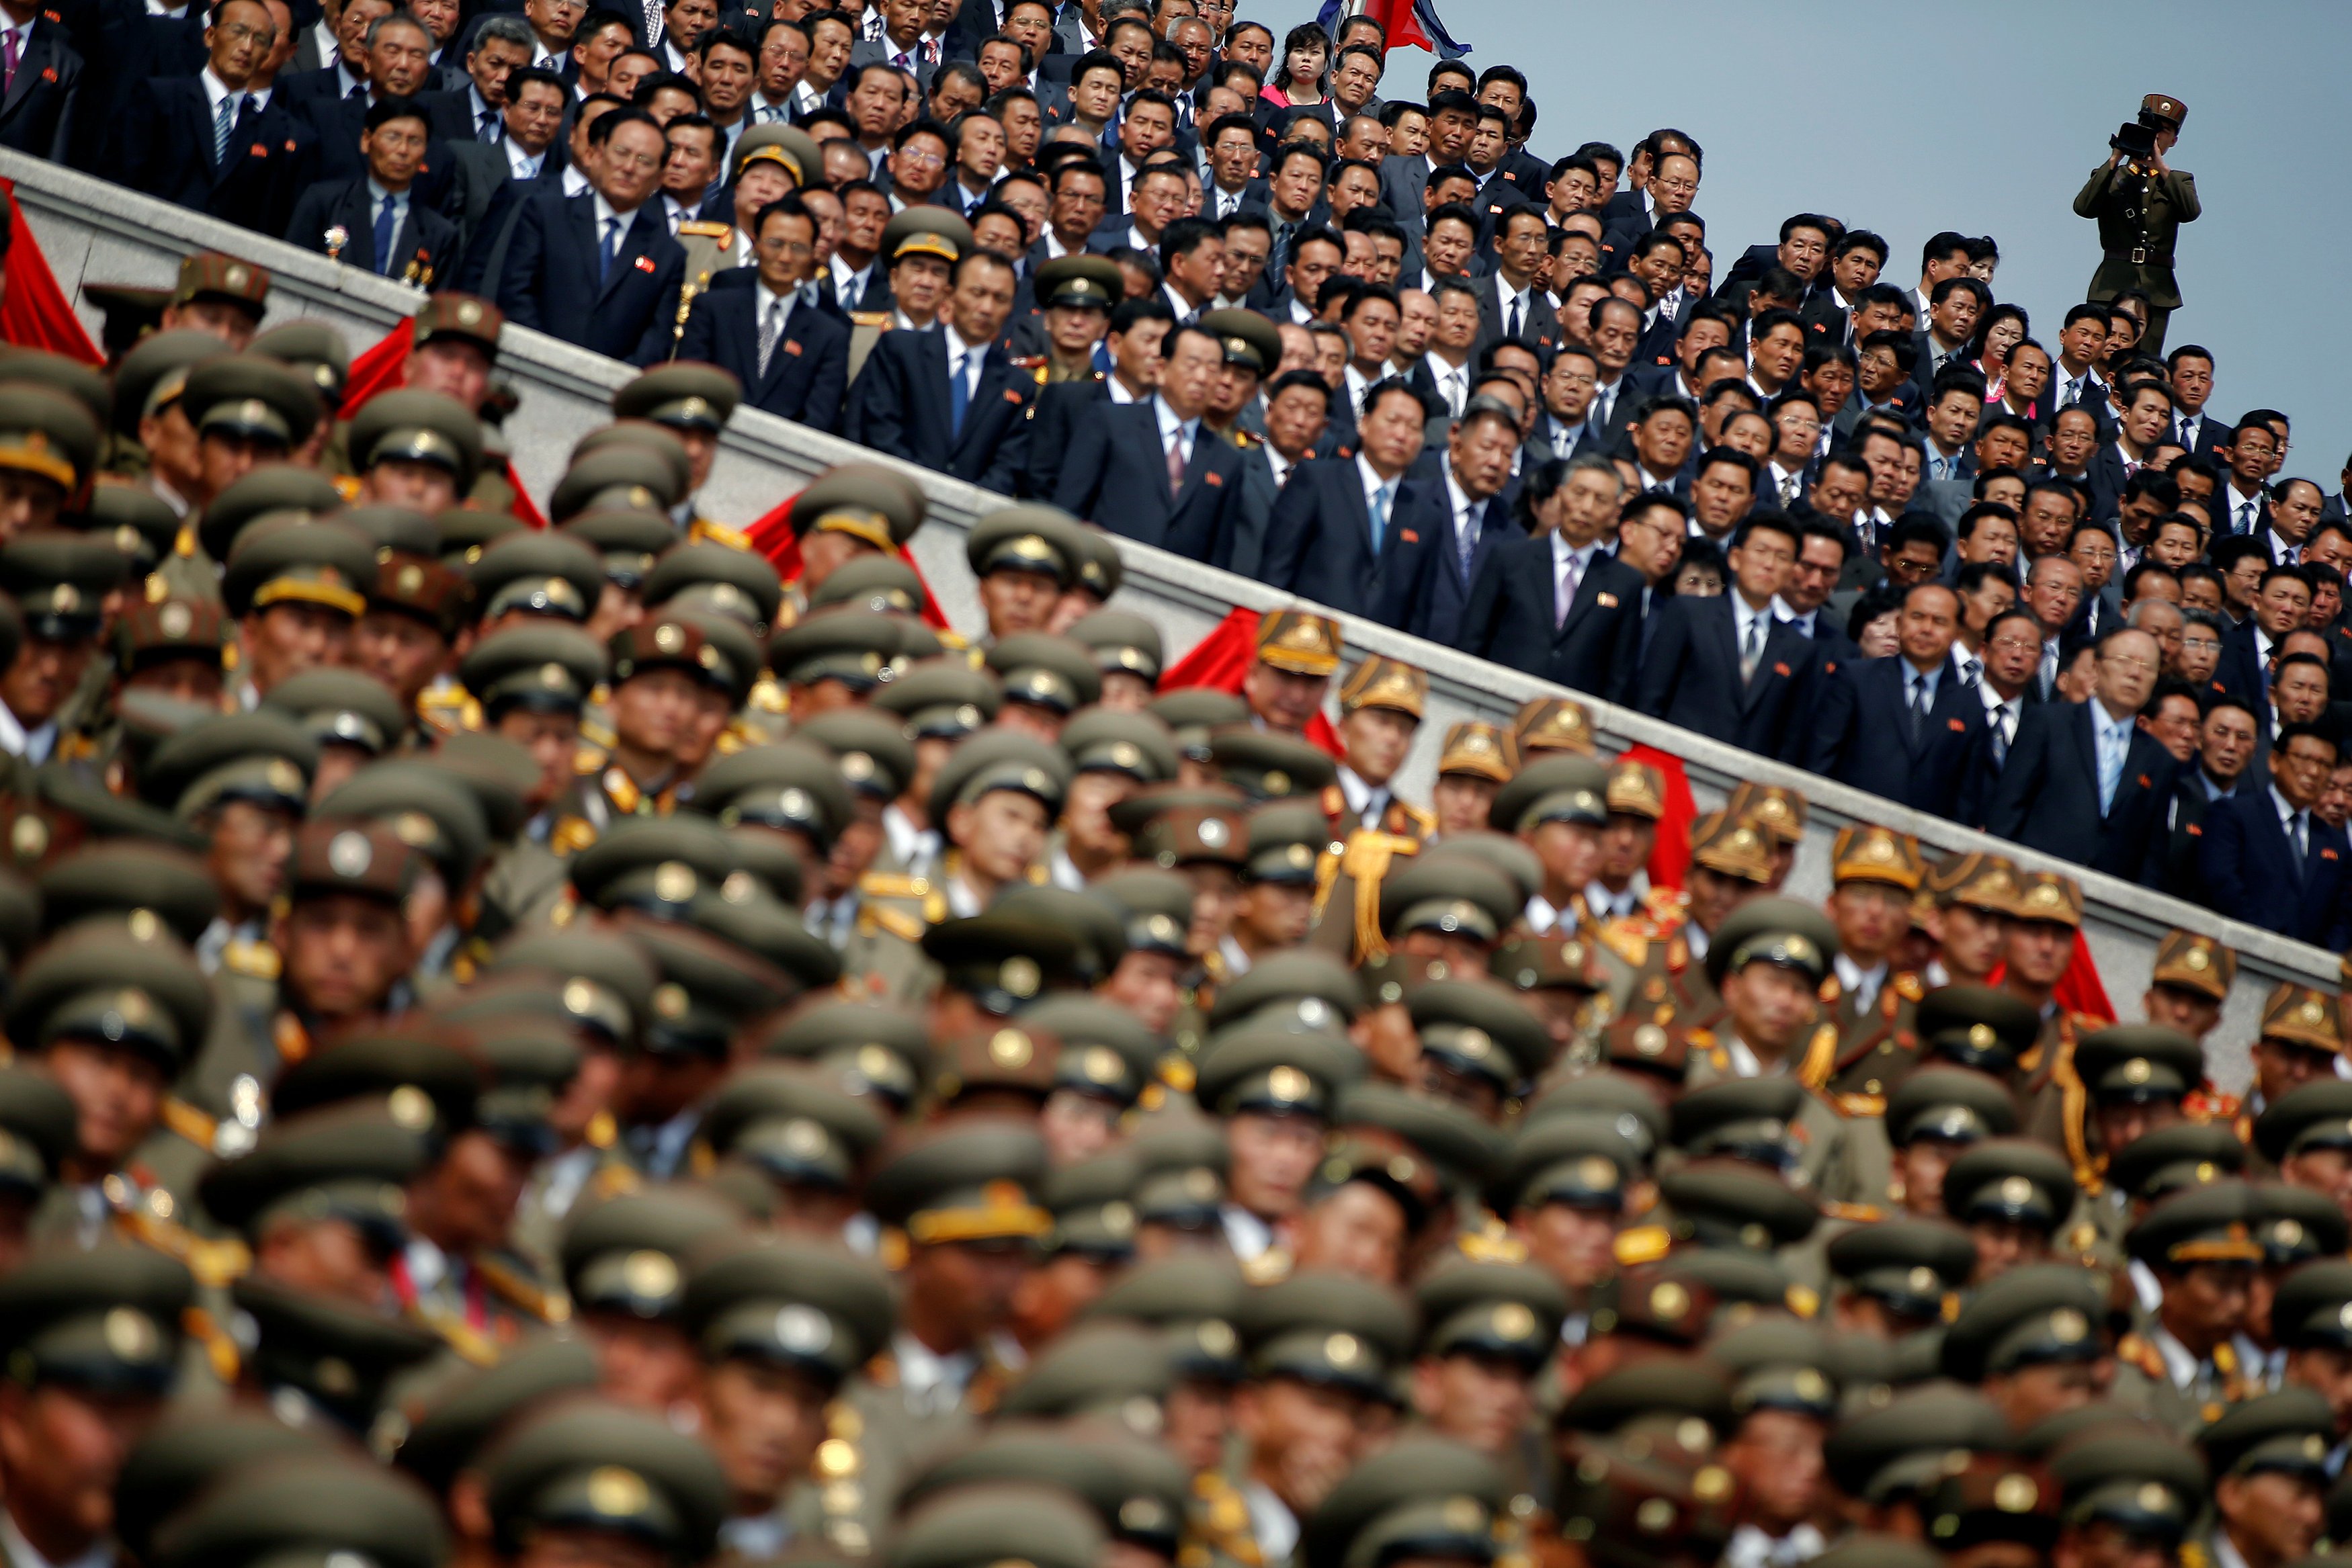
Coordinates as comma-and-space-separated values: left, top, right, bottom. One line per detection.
344, 316, 545, 527
0, 181, 101, 364
745, 490, 950, 629
1622, 744, 1698, 891
1986, 941, 2117, 1025
1158, 607, 1345, 758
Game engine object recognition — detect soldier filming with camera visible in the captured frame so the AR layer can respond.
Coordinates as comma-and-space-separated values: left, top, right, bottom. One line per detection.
2075, 92, 2199, 353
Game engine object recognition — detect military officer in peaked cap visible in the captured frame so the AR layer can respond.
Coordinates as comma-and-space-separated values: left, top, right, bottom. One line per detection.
782, 464, 929, 603
2189, 1389, 2334, 1568
1823, 1215, 1976, 1338
2113, 1181, 2267, 1431
480, 1396, 732, 1568
2076, 92, 2198, 353
1614, 810, 1774, 1034
0, 384, 99, 537
1029, 255, 1124, 384
1816, 825, 1929, 1102
2059, 1023, 2207, 1199
343, 390, 481, 514
1331, 654, 1432, 844
984, 633, 1101, 740
1048, 707, 1177, 889
1246, 609, 1345, 736
1064, 609, 1163, 710
1880, 1060, 2019, 1220
1937, 1262, 2111, 1430
2146, 930, 2235, 1049
562, 617, 744, 836
965, 505, 1086, 644
612, 365, 746, 544
2229, 986, 2349, 1176
0, 1068, 77, 1271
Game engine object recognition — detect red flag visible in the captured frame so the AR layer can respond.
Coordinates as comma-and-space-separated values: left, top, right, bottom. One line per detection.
1157, 607, 1345, 758
1984, 941, 2116, 1026
1363, 0, 1435, 54
341, 316, 414, 412
1622, 743, 1697, 891
745, 490, 949, 629
0, 181, 101, 365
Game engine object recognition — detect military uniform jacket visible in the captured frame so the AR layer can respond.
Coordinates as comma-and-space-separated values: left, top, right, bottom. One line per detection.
1816, 969, 1925, 1114
1683, 1023, 1871, 1207
2074, 160, 2199, 308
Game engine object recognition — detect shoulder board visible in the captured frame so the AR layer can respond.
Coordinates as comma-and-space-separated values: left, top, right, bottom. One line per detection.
677, 220, 734, 240
2115, 1333, 2167, 1381
1597, 922, 1648, 969
222, 939, 281, 980
1818, 1200, 1884, 1223
2182, 1544, 2212, 1568
160, 1097, 216, 1151
1401, 801, 1435, 835
1008, 355, 1044, 368
747, 675, 788, 715
1612, 1225, 1672, 1266
573, 744, 610, 775
415, 1309, 503, 1366
859, 871, 935, 900
850, 311, 893, 327
476, 1254, 572, 1325
687, 518, 753, 551
329, 474, 362, 503
1239, 1247, 1292, 1285
1320, 783, 1344, 818
1665, 932, 1689, 973
937, 629, 971, 651
578, 715, 616, 752
1832, 1092, 1886, 1119
183, 1305, 243, 1384
861, 903, 928, 943
1817, 975, 1842, 1002
1687, 1026, 1716, 1047
2182, 1085, 2241, 1121
603, 767, 642, 816
1231, 427, 1263, 447
1894, 971, 1925, 1002
550, 816, 597, 857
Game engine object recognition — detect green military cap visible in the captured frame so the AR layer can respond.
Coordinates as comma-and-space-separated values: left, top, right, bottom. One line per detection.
435, 732, 540, 841
1305, 1125, 1444, 1233
1409, 975, 1552, 1091
997, 1319, 1166, 1420
1806, 1538, 1943, 1568
437, 506, 526, 568
345, 504, 443, 561
612, 363, 741, 433
1079, 530, 1125, 611
1489, 1112, 1640, 1215
967, 504, 1085, 584
391, 1336, 599, 1496
986, 631, 1104, 715
1825, 1218, 1976, 1320
913, 1421, 1189, 1559
459, 623, 609, 720
1022, 994, 1160, 1109
1109, 784, 1249, 869
548, 444, 685, 523
1243, 797, 1331, 885
1065, 607, 1163, 684
880, 205, 973, 266
182, 353, 321, 449
112, 1409, 325, 1567
1241, 1268, 1416, 1401
112, 594, 227, 678
2265, 984, 2346, 1054
1126, 1122, 1228, 1237
1941, 1136, 2074, 1231
1914, 984, 2044, 1074
8, 912, 211, 1072
560, 1186, 743, 1318
86, 482, 182, 569
1034, 254, 1125, 312
1301, 1437, 1508, 1568
195, 1100, 427, 1244
669, 607, 761, 706
196, 462, 346, 560
149, 1453, 447, 1568
1424, 831, 1544, 902
315, 760, 489, 886
482, 1397, 730, 1562
603, 613, 739, 696
927, 728, 1073, 822
1413, 1254, 1566, 1364
1059, 705, 1177, 783
1210, 724, 1339, 802
2257, 1080, 2352, 1166
260, 668, 408, 757
1089, 867, 1194, 959
228, 1272, 442, 1425
2201, 1387, 2335, 1479
1704, 896, 1841, 988
286, 815, 425, 905
1830, 823, 1924, 891
870, 656, 1002, 742
1706, 1315, 1840, 1420
220, 517, 376, 620
793, 708, 919, 802
2075, 1023, 2204, 1104
698, 1063, 884, 1190
2275, 1260, 2352, 1351
2127, 1178, 2265, 1270
266, 1022, 480, 1129
112, 328, 225, 434
1198, 306, 1283, 376
642, 540, 784, 634
1148, 687, 1251, 760
1084, 1253, 1247, 1366
1521, 1070, 1670, 1160
687, 740, 855, 848
0, 383, 98, 492
1884, 1064, 2019, 1147
2253, 1182, 2347, 1266
1590, 1016, 1691, 1083
1548, 1429, 1738, 1568
788, 462, 927, 553
680, 1230, 892, 1383
920, 911, 1087, 1015
169, 251, 270, 312
1375, 853, 1521, 945
755, 996, 933, 1108
469, 529, 603, 623
412, 290, 505, 355
1205, 950, 1365, 1032
2045, 1422, 2204, 1541
0, 529, 123, 636
485, 927, 658, 1042
1669, 1077, 1810, 1171
0, 1068, 75, 1197
1489, 753, 1610, 834
0, 348, 111, 431
1822, 1383, 2011, 1501
1939, 1263, 2108, 1381
866, 1116, 1051, 1244
2108, 1121, 2245, 1203
573, 419, 694, 490
1558, 1357, 1735, 1440
728, 122, 814, 185
1193, 1025, 1357, 1120
560, 507, 677, 591
251, 318, 351, 406
1337, 1081, 1504, 1192
768, 606, 924, 690
888, 1483, 1102, 1568
806, 552, 926, 617
1656, 1161, 1818, 1250
464, 1015, 583, 1155
615, 909, 803, 1053
348, 388, 483, 485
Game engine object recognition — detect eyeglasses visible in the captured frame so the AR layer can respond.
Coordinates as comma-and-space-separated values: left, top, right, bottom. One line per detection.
1654, 177, 1696, 194
758, 236, 814, 255
894, 146, 944, 167
2100, 653, 2156, 672
604, 149, 663, 171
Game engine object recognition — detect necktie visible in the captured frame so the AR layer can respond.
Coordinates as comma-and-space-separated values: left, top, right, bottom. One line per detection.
3, 29, 19, 93
599, 216, 622, 282
1780, 472, 1800, 504
1961, 655, 1982, 687
1447, 369, 1464, 417
757, 298, 786, 377
480, 107, 500, 143
2293, 811, 2310, 875
1273, 220, 1294, 275
372, 193, 397, 274
347, 80, 364, 100
1165, 427, 1186, 494
1506, 295, 1521, 340
212, 90, 237, 166
1739, 615, 1764, 682
1556, 548, 1580, 629
1456, 499, 1479, 576
2039, 642, 2057, 697
2097, 722, 2124, 814
949, 350, 970, 436
2178, 417, 2193, 447
1367, 482, 1390, 557
2240, 499, 2258, 535
2062, 377, 2079, 408
1907, 672, 1927, 746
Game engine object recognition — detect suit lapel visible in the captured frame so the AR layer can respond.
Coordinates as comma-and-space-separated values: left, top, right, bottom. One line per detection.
596, 206, 660, 304
568, 194, 605, 294
918, 329, 954, 449
1, 31, 42, 114
759, 300, 813, 397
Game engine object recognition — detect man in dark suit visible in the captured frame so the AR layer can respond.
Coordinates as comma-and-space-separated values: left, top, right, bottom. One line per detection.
1390, 394, 1521, 648
1458, 452, 1644, 702
288, 9, 448, 187
120, 0, 319, 237
1256, 377, 1428, 624
848, 247, 1033, 493
495, 106, 685, 364
1470, 205, 1558, 357
66, 0, 202, 169
1801, 580, 1989, 822
1054, 322, 1242, 566
1631, 511, 1815, 758
0, 5, 82, 161
674, 194, 850, 434
2148, 692, 2259, 902
1983, 624, 2177, 880
414, 13, 537, 144
284, 97, 458, 281
2199, 722, 2352, 946
2216, 562, 2313, 725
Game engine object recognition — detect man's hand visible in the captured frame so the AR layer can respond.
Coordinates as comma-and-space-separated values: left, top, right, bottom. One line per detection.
2150, 149, 2171, 176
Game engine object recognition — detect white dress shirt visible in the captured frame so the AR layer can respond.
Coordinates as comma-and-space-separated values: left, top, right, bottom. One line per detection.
1553, 533, 1599, 623
1423, 350, 1471, 417
1336, 765, 1390, 828
943, 324, 985, 405
1442, 463, 1483, 561
2225, 484, 2267, 536
1152, 394, 1200, 472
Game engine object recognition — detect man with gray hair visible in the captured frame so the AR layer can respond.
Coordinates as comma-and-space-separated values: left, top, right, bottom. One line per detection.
1460, 450, 1644, 698
415, 13, 537, 144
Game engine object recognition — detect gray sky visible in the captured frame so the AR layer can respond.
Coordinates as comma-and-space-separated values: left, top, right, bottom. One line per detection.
1251, 0, 2352, 487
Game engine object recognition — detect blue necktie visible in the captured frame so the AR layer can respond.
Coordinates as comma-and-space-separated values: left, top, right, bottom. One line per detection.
372, 195, 398, 275
212, 93, 237, 167
948, 349, 969, 437
2097, 722, 2124, 814
599, 216, 622, 284
1367, 482, 1391, 557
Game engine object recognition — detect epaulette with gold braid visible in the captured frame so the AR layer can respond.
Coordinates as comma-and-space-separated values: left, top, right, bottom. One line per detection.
222, 939, 280, 980
476, 1254, 571, 1324
677, 219, 734, 241
329, 474, 362, 503
112, 1203, 251, 1288
413, 1307, 501, 1366
1612, 1225, 1671, 1266
160, 1097, 216, 1151
1818, 1200, 1884, 1223
573, 744, 610, 775
1833, 1092, 1886, 1119
1893, 971, 1925, 1003
2115, 1332, 2167, 1381
1597, 920, 1648, 969
550, 816, 597, 857
850, 311, 892, 328
860, 902, 927, 943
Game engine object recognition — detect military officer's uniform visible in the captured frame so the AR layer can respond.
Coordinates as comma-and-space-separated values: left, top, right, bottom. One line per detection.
2074, 93, 2198, 353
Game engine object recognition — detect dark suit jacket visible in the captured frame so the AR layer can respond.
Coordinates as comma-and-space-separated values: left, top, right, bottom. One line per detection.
416, 85, 491, 143
65, 0, 202, 169
1982, 698, 2177, 879
1052, 398, 1239, 564
284, 177, 458, 279
2150, 771, 2239, 904
1018, 376, 1109, 500
1255, 455, 1417, 627
1800, 656, 1988, 822
1472, 270, 1558, 356
2216, 619, 2274, 728
2199, 787, 2352, 946
2173, 410, 2230, 458
1458, 533, 1644, 703
0, 19, 81, 161
454, 167, 560, 294
494, 188, 685, 364
1392, 471, 1511, 648
676, 285, 850, 434
1630, 594, 1815, 758
122, 77, 318, 237
849, 326, 1035, 493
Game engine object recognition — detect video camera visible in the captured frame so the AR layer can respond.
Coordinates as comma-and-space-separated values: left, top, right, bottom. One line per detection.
2110, 120, 2157, 159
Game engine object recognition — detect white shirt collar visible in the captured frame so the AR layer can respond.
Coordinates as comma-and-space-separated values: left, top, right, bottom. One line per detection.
1442, 461, 1477, 531
890, 1330, 977, 1414
1355, 451, 1394, 508
2272, 784, 2306, 830
943, 322, 981, 367
200, 67, 239, 114
592, 193, 631, 232
2, 1508, 111, 1568
1336, 765, 1384, 820
1152, 394, 1198, 451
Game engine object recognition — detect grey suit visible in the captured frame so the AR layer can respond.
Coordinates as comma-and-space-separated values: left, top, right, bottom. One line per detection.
1225, 442, 1285, 581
